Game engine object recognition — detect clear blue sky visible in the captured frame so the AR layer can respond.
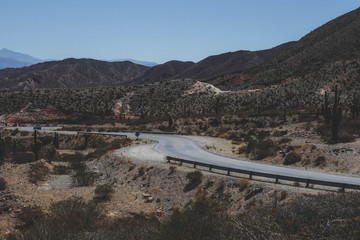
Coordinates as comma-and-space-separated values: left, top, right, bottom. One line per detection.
0, 0, 358, 63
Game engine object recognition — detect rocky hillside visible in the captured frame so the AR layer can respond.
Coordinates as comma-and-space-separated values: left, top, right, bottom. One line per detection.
0, 58, 149, 90
212, 7, 360, 90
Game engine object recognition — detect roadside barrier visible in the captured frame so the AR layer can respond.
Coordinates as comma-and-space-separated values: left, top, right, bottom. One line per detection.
166, 156, 360, 191
77, 131, 127, 137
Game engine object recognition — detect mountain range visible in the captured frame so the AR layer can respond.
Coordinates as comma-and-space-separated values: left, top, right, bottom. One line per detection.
0, 48, 43, 69
0, 7, 359, 91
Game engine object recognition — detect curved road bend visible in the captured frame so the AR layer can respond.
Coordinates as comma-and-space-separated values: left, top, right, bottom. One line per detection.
5, 127, 360, 186
121, 133, 360, 186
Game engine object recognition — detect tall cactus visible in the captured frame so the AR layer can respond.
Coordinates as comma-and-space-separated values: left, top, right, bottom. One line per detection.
83, 134, 90, 149
13, 139, 17, 156
350, 92, 359, 119
0, 132, 5, 164
168, 112, 174, 129
331, 85, 342, 143
31, 130, 42, 161
53, 132, 59, 149
322, 91, 331, 124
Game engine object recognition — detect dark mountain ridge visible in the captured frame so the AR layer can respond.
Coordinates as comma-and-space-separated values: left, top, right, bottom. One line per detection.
173, 42, 295, 81
212, 7, 360, 89
0, 58, 149, 90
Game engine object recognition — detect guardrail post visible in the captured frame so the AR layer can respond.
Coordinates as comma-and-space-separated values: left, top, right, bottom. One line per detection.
275, 176, 279, 184
342, 184, 345, 192
306, 180, 309, 188
227, 169, 230, 176
249, 172, 253, 180
167, 157, 170, 163
193, 163, 196, 168
209, 165, 212, 171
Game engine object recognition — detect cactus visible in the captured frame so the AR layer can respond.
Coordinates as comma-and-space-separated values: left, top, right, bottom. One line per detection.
331, 85, 342, 143
0, 132, 5, 163
168, 112, 174, 129
31, 130, 42, 161
83, 134, 90, 149
13, 139, 17, 156
350, 92, 360, 119
53, 132, 59, 149
322, 91, 332, 124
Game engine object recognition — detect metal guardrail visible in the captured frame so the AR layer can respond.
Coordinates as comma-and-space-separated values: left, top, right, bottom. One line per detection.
166, 156, 360, 191
77, 131, 128, 138
122, 130, 178, 135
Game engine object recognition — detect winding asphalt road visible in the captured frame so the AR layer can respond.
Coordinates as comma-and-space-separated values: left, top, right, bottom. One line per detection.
124, 133, 360, 186
5, 127, 360, 187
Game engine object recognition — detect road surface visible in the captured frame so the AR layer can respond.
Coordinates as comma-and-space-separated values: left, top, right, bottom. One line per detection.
5, 127, 360, 187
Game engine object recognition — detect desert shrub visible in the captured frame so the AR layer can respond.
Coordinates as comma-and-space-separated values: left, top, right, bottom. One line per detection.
72, 166, 98, 186
245, 139, 257, 154
39, 136, 53, 146
184, 171, 203, 192
16, 198, 103, 239
132, 173, 139, 180
203, 180, 214, 189
128, 165, 135, 172
57, 152, 84, 163
107, 138, 132, 150
28, 162, 50, 183
246, 138, 274, 160
10, 128, 19, 136
226, 132, 242, 141
85, 147, 107, 160
279, 137, 291, 144
293, 181, 301, 187
158, 195, 229, 240
273, 130, 288, 137
316, 124, 332, 142
255, 119, 265, 128
257, 130, 270, 140
94, 184, 114, 202
254, 139, 274, 160
169, 166, 176, 175
138, 166, 145, 177
314, 156, 326, 166
68, 154, 98, 186
42, 146, 57, 161
88, 136, 106, 148
49, 197, 102, 232
52, 165, 69, 175
101, 213, 160, 240
209, 118, 221, 127
238, 179, 249, 192
18, 205, 44, 229
13, 152, 35, 164
0, 177, 7, 191
20, 131, 30, 136
284, 152, 302, 165
216, 181, 225, 194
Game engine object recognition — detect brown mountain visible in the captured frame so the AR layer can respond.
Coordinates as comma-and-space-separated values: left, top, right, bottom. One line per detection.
0, 58, 149, 90
173, 42, 295, 81
212, 7, 360, 90
131, 60, 195, 85
130, 42, 294, 85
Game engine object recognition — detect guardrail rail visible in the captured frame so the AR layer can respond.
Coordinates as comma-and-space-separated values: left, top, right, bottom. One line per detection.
166, 156, 360, 191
